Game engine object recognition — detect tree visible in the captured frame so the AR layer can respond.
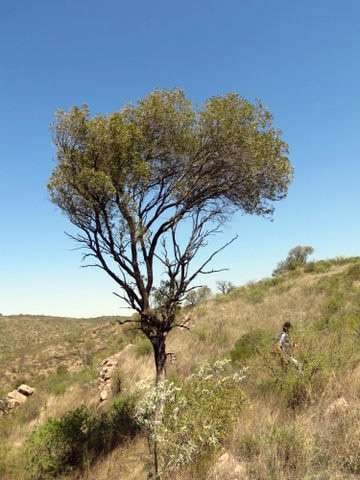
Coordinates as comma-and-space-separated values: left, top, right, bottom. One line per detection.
49, 89, 292, 384
216, 280, 235, 295
273, 245, 314, 276
185, 286, 212, 307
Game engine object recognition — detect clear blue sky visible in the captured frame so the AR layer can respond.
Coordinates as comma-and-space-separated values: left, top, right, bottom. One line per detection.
1, 0, 359, 317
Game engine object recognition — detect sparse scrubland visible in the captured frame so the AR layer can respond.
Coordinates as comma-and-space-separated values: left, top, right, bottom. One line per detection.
2, 257, 360, 479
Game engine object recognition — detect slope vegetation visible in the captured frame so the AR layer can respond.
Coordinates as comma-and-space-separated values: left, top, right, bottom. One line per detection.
2, 257, 360, 479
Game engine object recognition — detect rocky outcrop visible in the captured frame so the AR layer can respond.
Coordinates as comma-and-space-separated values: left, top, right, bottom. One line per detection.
98, 352, 123, 403
0, 384, 35, 415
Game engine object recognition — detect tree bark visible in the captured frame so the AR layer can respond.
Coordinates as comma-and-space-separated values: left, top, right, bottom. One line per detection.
150, 333, 167, 479
152, 334, 167, 385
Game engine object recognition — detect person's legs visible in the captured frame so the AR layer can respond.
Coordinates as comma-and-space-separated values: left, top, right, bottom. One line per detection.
290, 356, 303, 372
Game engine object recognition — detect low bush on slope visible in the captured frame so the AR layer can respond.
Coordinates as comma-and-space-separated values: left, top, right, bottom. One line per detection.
25, 395, 139, 479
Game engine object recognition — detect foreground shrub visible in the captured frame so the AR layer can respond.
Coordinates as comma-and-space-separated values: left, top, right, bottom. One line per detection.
26, 395, 139, 479
136, 360, 246, 475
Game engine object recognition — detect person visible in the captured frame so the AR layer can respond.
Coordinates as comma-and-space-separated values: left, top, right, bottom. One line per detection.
278, 321, 301, 370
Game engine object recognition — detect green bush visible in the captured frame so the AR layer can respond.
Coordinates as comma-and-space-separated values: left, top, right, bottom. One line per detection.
26, 395, 139, 479
273, 245, 314, 277
230, 329, 273, 364
136, 360, 246, 474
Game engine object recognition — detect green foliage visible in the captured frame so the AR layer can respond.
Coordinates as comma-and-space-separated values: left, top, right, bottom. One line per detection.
25, 396, 139, 479
136, 360, 246, 474
49, 90, 291, 222
273, 245, 314, 277
231, 329, 273, 364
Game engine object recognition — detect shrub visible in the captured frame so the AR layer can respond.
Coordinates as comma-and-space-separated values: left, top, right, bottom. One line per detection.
273, 245, 314, 277
136, 360, 246, 474
230, 329, 273, 364
26, 395, 139, 478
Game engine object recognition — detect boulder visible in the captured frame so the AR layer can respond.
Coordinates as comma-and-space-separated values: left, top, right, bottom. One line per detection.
7, 390, 27, 405
17, 384, 34, 396
100, 389, 109, 401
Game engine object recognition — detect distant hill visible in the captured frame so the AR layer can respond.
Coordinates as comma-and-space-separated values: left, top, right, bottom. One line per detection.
0, 315, 128, 395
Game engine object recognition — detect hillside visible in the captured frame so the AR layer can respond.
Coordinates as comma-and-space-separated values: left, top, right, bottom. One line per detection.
2, 257, 360, 479
0, 315, 129, 396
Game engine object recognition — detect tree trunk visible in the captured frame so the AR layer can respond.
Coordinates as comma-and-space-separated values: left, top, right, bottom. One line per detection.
150, 333, 167, 479
152, 334, 167, 385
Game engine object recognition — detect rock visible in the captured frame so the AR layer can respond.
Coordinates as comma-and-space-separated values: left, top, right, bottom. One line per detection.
7, 398, 18, 409
210, 452, 247, 480
100, 390, 109, 401
97, 352, 124, 403
325, 397, 349, 417
17, 384, 34, 396
7, 390, 27, 405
